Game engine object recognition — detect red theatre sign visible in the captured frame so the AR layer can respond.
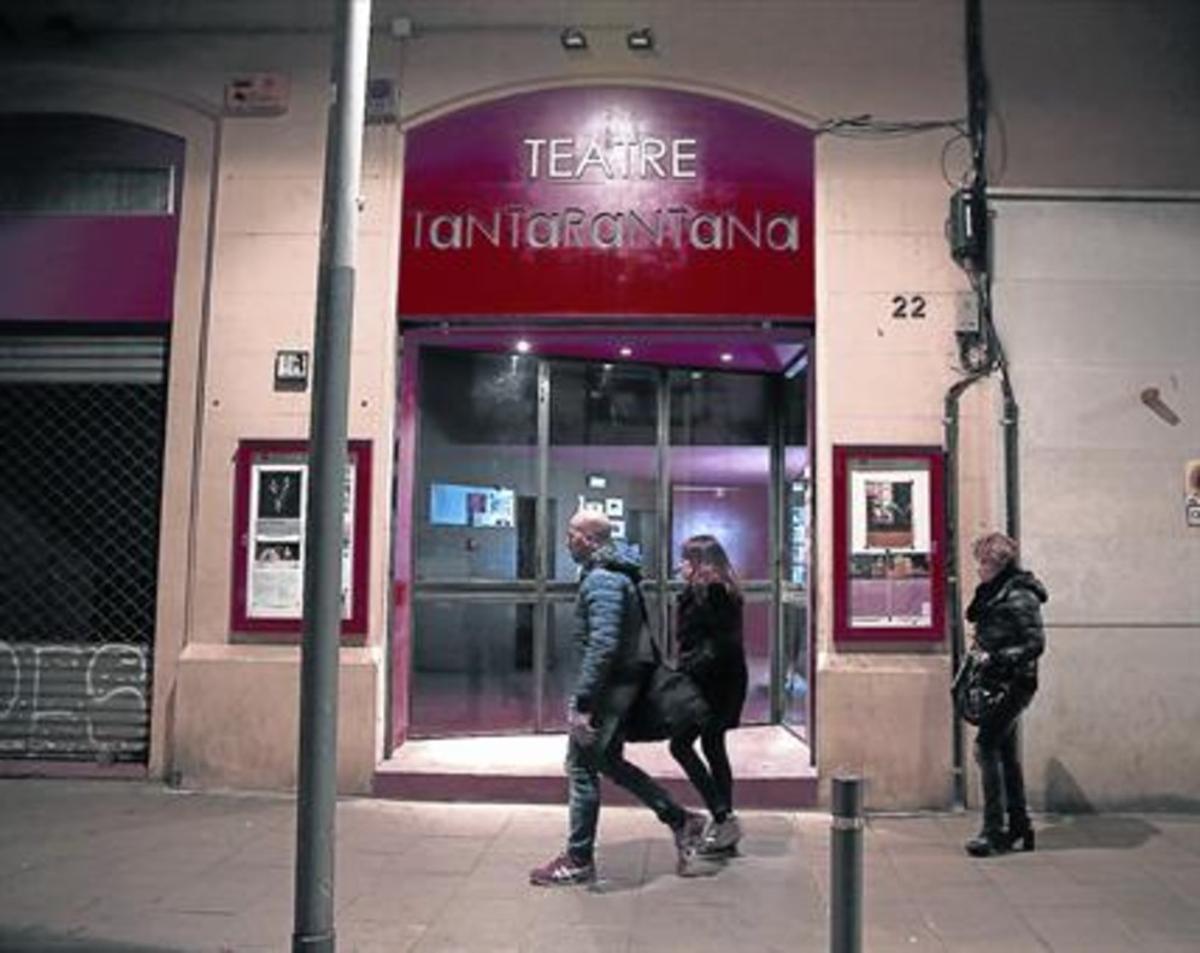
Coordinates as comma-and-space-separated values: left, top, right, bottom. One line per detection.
398, 86, 815, 319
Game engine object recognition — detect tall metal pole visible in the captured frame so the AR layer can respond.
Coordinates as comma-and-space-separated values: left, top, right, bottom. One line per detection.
944, 0, 998, 813
292, 2, 371, 951
965, 0, 988, 193
944, 372, 986, 809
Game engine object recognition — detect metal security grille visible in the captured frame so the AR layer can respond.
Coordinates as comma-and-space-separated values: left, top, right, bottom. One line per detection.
0, 337, 167, 763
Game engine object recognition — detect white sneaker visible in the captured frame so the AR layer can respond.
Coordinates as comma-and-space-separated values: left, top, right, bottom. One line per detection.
699, 814, 742, 854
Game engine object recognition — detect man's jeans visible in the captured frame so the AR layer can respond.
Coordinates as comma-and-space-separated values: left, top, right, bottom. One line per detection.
566, 719, 686, 861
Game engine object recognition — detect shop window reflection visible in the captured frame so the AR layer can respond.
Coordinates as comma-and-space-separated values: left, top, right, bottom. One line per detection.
782, 601, 809, 733
415, 348, 538, 582
669, 371, 772, 583
410, 601, 536, 736
549, 361, 658, 582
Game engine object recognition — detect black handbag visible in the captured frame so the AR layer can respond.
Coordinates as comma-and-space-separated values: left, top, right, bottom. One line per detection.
951, 653, 1010, 727
622, 587, 713, 742
625, 659, 712, 742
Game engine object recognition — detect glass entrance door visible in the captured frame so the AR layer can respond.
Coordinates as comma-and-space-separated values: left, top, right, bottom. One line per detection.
406, 342, 809, 738
543, 360, 660, 730
780, 372, 811, 737
666, 369, 775, 723
409, 347, 539, 734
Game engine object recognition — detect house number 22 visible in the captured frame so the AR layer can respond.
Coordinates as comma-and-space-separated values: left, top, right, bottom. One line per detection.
891, 295, 927, 319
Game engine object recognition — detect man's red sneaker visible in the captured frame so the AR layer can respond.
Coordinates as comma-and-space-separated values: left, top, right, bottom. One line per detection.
529, 851, 596, 887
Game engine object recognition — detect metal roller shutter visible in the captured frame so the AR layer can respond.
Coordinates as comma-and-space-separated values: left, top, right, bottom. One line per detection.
0, 335, 167, 763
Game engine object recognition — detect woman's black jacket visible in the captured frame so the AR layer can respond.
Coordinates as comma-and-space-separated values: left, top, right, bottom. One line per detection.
676, 583, 748, 729
966, 566, 1048, 687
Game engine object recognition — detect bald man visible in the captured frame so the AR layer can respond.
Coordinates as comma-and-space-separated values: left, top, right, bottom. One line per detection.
530, 510, 704, 886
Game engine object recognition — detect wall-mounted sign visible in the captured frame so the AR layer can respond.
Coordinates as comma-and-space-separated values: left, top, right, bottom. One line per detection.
274, 350, 309, 392
1187, 459, 1200, 528
789, 478, 809, 587
224, 73, 290, 117
231, 440, 371, 639
890, 295, 928, 320
366, 77, 400, 125
833, 446, 945, 643
398, 86, 815, 319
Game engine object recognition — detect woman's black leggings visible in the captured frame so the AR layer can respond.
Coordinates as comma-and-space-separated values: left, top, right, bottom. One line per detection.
669, 726, 733, 820
975, 684, 1035, 834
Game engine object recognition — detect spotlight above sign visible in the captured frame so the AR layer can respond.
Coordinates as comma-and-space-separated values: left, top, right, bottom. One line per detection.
224, 73, 289, 117
626, 28, 655, 51
560, 27, 587, 51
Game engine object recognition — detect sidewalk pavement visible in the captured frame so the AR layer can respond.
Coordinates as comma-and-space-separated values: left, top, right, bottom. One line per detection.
2, 780, 1199, 953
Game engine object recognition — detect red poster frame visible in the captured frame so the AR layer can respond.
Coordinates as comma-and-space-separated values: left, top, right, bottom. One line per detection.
832, 445, 945, 644
230, 439, 371, 641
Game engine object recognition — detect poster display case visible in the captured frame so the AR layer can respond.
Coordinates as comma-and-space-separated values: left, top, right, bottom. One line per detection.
833, 445, 945, 643
230, 439, 371, 639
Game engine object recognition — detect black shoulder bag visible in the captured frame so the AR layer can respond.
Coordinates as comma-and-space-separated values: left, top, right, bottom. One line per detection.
951, 653, 1011, 727
623, 584, 713, 742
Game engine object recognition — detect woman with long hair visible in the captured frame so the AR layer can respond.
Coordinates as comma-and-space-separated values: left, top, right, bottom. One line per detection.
669, 534, 749, 855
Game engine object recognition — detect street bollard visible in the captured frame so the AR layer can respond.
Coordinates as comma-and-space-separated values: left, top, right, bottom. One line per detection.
830, 776, 864, 953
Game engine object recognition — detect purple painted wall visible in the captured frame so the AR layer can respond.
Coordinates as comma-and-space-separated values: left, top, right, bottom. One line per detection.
0, 216, 179, 322
0, 114, 184, 324
671, 484, 770, 579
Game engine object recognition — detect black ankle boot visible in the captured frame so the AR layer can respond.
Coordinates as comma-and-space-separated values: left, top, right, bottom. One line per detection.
965, 830, 1008, 857
1004, 820, 1035, 852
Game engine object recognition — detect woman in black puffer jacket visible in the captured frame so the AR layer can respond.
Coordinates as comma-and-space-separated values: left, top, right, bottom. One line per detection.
669, 535, 749, 856
964, 532, 1047, 857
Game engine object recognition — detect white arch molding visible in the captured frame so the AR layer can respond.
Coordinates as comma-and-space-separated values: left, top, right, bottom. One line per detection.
0, 65, 219, 781
398, 74, 822, 133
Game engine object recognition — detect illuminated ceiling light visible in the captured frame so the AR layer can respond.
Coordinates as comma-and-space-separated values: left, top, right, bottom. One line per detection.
560, 27, 588, 50
720, 352, 734, 363
690, 371, 703, 381
626, 27, 654, 51
783, 352, 809, 379
618, 346, 633, 358
515, 339, 532, 354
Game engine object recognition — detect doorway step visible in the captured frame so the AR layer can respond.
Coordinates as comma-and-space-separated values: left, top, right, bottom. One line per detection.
372, 724, 817, 808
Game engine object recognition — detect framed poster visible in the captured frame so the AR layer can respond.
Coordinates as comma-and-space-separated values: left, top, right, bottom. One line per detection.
231, 440, 371, 639
833, 445, 945, 643
248, 463, 307, 617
